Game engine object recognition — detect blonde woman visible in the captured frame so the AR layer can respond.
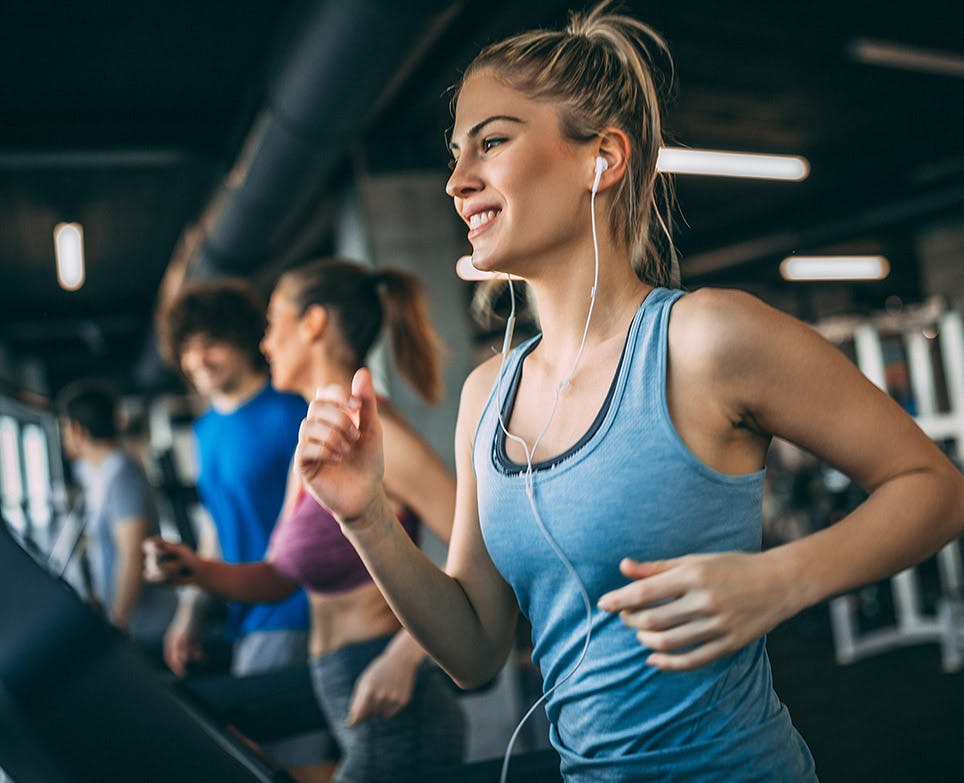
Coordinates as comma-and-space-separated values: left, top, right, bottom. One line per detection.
292, 4, 964, 781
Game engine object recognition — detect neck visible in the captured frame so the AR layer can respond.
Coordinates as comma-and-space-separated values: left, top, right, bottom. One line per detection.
295, 360, 355, 404
81, 440, 118, 466
210, 369, 268, 413
525, 238, 651, 367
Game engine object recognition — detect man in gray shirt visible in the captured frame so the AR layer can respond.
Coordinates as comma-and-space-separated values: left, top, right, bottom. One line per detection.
58, 380, 169, 637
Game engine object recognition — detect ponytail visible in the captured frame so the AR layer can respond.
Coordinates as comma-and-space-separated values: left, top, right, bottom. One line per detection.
281, 258, 445, 405
373, 269, 444, 405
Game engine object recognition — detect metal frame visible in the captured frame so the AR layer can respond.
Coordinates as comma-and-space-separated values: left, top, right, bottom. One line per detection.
824, 308, 964, 671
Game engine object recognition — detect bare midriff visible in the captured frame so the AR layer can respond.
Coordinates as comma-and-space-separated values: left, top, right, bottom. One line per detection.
308, 581, 401, 657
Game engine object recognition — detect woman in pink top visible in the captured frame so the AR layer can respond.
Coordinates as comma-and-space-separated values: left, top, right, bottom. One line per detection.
147, 258, 463, 783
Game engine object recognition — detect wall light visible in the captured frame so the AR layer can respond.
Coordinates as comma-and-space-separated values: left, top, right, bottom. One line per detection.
849, 38, 964, 79
780, 255, 890, 281
657, 148, 810, 180
455, 255, 523, 282
54, 222, 85, 291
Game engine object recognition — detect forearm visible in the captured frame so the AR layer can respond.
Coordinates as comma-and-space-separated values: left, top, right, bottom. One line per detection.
112, 557, 145, 629
769, 462, 964, 612
193, 559, 298, 605
344, 492, 512, 688
384, 627, 427, 669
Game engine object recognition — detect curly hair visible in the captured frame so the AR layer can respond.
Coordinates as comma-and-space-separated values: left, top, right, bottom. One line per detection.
157, 278, 267, 372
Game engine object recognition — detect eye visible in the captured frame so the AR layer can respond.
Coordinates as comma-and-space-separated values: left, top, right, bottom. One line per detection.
447, 156, 458, 171
481, 137, 507, 153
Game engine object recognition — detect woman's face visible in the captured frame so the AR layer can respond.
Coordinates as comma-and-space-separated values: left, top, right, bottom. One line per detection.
261, 286, 311, 396
446, 71, 592, 278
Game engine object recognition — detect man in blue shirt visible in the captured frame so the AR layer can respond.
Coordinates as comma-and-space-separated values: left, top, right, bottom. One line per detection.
158, 280, 329, 776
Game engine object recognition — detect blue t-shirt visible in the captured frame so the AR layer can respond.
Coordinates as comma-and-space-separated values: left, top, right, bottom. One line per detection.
475, 288, 816, 782
194, 383, 309, 639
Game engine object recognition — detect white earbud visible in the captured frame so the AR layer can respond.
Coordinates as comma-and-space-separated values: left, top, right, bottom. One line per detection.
592, 156, 608, 194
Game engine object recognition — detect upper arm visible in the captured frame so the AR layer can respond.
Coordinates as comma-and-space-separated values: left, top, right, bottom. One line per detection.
112, 516, 151, 562
685, 289, 951, 492
107, 472, 155, 562
381, 412, 457, 544
444, 359, 519, 655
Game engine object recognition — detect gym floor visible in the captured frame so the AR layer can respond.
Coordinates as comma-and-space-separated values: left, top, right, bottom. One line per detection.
768, 606, 963, 783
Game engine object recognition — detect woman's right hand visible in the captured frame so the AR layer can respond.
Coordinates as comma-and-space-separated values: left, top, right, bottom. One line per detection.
296, 368, 386, 524
143, 537, 201, 587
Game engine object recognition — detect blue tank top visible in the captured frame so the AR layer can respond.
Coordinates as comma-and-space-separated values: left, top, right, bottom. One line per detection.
474, 288, 816, 782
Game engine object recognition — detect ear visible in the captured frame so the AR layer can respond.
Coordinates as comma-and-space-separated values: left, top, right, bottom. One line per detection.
299, 303, 328, 342
590, 127, 631, 193
65, 420, 88, 446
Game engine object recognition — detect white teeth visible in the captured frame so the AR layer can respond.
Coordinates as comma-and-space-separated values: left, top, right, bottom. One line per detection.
468, 210, 498, 229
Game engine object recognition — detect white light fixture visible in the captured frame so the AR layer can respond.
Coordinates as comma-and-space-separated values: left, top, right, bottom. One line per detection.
849, 38, 964, 79
780, 255, 890, 281
455, 255, 523, 282
657, 148, 810, 180
54, 222, 85, 291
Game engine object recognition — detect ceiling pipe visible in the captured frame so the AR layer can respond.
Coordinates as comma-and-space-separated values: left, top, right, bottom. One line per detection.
179, 0, 461, 280
140, 0, 461, 388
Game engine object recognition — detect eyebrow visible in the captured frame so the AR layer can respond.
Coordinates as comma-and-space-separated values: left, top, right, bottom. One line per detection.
448, 115, 525, 152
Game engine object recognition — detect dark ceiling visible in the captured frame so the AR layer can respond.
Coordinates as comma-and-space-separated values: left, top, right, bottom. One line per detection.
2, 0, 963, 396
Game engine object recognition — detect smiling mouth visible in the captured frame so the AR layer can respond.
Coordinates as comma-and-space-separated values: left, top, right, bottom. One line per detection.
468, 209, 500, 230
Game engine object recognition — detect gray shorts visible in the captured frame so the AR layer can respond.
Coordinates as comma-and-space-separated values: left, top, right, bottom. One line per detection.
232, 629, 309, 677
310, 635, 465, 783
233, 630, 338, 767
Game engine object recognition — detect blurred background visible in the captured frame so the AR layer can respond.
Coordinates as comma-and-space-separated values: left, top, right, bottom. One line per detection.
1, 1, 963, 781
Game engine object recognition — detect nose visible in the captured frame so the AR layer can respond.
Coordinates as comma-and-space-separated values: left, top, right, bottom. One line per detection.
259, 334, 270, 359
445, 155, 481, 200
180, 344, 202, 373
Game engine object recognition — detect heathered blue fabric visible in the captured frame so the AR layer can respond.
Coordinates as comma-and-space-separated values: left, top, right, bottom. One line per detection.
474, 288, 817, 781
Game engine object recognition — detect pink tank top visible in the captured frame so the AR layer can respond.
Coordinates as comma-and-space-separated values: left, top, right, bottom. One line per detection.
267, 488, 420, 595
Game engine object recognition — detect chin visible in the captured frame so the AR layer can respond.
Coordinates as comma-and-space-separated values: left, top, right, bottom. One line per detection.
269, 370, 293, 394
470, 249, 514, 277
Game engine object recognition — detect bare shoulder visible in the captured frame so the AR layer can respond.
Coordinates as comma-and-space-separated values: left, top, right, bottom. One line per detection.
458, 354, 502, 432
378, 399, 440, 465
671, 287, 776, 343
377, 399, 409, 439
670, 287, 809, 377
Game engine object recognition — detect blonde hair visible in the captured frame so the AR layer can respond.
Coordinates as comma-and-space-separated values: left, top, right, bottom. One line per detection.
457, 0, 679, 316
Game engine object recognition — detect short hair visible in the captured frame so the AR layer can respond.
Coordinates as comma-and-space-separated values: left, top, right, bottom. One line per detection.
57, 380, 119, 440
157, 278, 267, 371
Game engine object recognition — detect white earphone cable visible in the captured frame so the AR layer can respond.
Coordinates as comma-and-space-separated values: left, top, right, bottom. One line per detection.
496, 169, 603, 783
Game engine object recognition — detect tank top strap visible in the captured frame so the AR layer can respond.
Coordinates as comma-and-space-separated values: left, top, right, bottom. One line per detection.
472, 333, 541, 460
617, 287, 685, 424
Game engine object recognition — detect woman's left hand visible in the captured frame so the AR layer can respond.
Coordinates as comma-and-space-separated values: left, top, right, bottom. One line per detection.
597, 551, 799, 671
346, 649, 419, 725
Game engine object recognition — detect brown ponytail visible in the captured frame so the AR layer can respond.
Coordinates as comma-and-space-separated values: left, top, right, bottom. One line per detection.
280, 258, 445, 405
373, 269, 444, 405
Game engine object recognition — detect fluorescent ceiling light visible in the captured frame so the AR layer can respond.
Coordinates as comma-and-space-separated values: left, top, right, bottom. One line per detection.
657, 148, 809, 180
54, 222, 85, 291
780, 255, 890, 281
849, 38, 964, 79
455, 255, 523, 282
